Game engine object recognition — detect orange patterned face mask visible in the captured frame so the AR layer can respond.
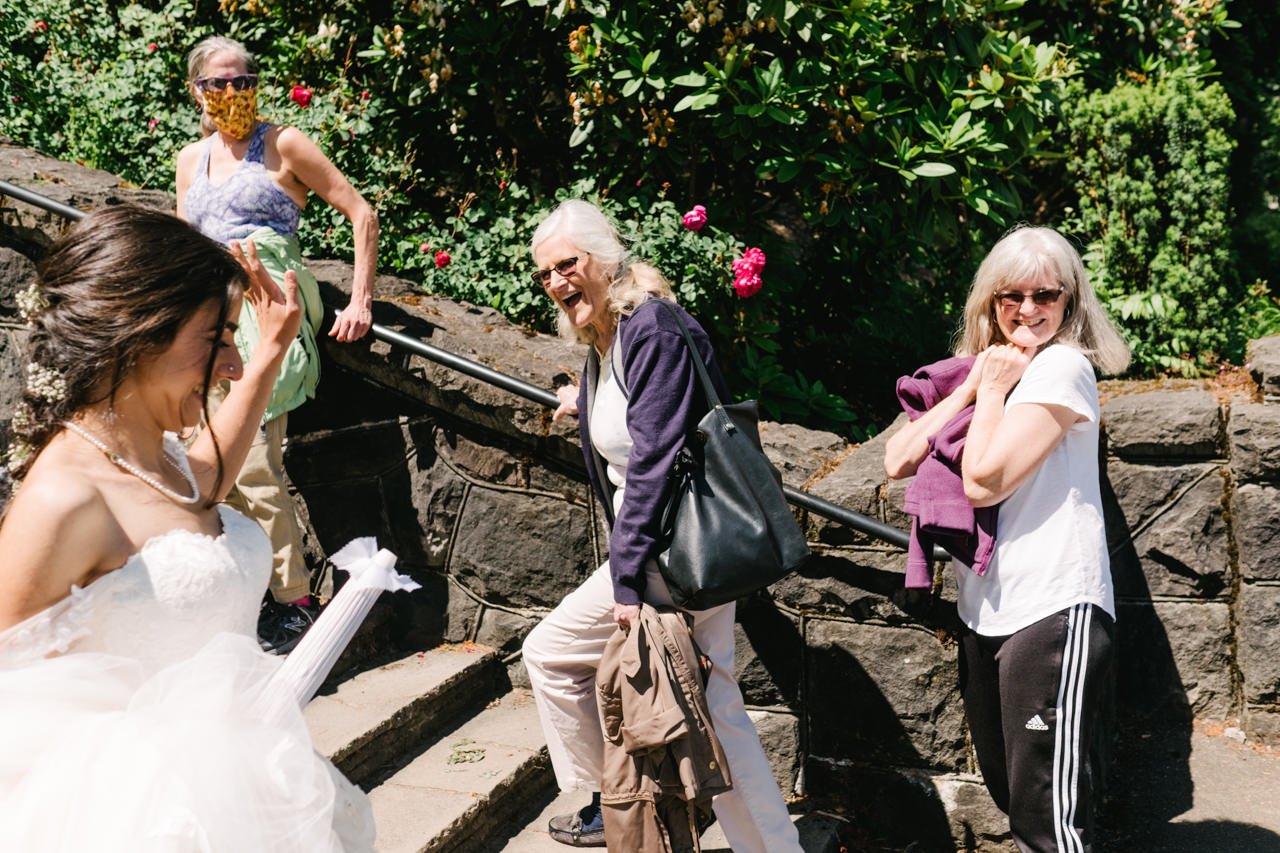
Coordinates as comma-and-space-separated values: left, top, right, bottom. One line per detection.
202, 86, 258, 139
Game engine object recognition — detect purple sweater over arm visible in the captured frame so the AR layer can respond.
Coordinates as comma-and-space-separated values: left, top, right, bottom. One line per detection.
575, 299, 729, 606
895, 355, 999, 589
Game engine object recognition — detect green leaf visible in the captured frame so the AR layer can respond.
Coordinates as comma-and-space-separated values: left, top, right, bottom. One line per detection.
1033, 43, 1056, 74
912, 162, 956, 178
621, 78, 643, 98
671, 72, 707, 87
674, 91, 720, 111
946, 111, 973, 146
766, 106, 791, 124
568, 119, 594, 147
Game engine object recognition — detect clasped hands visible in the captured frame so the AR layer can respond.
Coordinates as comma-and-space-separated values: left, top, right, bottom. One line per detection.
963, 343, 1034, 400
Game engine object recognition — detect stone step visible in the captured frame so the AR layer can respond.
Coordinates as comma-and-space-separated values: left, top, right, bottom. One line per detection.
367, 688, 554, 853
499, 784, 845, 852
306, 642, 506, 788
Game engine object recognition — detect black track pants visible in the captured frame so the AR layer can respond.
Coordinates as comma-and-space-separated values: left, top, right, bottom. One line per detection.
959, 604, 1114, 853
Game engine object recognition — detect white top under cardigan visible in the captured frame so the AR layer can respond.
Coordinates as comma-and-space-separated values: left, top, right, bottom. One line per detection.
954, 344, 1114, 636
591, 339, 635, 520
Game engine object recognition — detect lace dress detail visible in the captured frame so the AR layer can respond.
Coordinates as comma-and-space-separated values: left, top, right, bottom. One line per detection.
0, 583, 94, 668
0, 437, 374, 851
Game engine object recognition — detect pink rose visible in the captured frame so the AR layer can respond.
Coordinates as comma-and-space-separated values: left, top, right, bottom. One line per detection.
147, 118, 159, 131
419, 242, 432, 253
733, 247, 766, 275
290, 85, 313, 108
732, 273, 763, 299
147, 42, 158, 53
434, 250, 452, 269
731, 247, 766, 298
682, 204, 707, 231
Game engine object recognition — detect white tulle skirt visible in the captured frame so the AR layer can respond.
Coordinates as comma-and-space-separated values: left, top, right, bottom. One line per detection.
0, 633, 374, 852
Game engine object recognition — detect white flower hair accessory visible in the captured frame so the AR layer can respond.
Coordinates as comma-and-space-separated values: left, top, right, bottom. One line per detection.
6, 440, 32, 470
10, 402, 31, 433
26, 363, 66, 402
15, 283, 48, 324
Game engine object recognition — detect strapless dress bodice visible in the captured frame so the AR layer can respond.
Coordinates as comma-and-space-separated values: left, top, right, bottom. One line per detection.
0, 504, 271, 671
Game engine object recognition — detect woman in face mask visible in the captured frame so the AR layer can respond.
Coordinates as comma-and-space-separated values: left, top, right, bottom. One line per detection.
176, 36, 380, 655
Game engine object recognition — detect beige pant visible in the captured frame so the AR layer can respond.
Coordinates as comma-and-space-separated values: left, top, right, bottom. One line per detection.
207, 384, 310, 603
522, 561, 802, 853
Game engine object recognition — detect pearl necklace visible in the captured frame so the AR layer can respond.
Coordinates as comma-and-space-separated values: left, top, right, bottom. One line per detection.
62, 421, 201, 506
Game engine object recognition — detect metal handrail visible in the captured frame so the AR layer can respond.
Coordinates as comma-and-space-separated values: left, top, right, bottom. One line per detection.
338, 305, 916, 552
0, 179, 86, 221
0, 178, 935, 559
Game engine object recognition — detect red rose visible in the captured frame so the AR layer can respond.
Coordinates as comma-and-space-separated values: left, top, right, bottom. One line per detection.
33, 20, 47, 31
434, 251, 451, 269
147, 42, 158, 53
290, 85, 313, 108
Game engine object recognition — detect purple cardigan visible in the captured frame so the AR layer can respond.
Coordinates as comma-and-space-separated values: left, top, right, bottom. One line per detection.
895, 356, 999, 589
575, 299, 729, 605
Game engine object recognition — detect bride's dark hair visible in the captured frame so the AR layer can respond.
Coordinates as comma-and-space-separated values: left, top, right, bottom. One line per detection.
14, 205, 247, 501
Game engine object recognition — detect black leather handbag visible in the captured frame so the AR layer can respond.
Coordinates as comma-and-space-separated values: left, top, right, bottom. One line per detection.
587, 299, 810, 610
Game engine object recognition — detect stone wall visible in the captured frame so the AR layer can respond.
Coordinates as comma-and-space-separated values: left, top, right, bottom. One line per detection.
3, 141, 1279, 850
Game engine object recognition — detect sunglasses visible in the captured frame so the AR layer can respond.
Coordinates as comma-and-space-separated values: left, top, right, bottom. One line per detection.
994, 288, 1064, 308
530, 256, 582, 287
195, 74, 259, 93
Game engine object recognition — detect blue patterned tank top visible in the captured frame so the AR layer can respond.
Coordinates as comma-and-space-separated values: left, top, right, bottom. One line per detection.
183, 122, 302, 245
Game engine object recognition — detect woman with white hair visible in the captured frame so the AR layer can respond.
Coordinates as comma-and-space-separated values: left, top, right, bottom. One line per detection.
521, 199, 801, 851
884, 225, 1130, 852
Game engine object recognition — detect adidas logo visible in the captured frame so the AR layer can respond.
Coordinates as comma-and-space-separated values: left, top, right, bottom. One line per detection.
1025, 714, 1049, 731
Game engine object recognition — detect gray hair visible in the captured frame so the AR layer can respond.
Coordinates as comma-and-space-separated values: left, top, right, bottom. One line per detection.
530, 199, 674, 347
954, 225, 1131, 375
186, 36, 257, 83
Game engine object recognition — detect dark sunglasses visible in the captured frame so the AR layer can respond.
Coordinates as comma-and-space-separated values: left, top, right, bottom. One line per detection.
530, 256, 581, 287
994, 288, 1064, 308
195, 74, 259, 93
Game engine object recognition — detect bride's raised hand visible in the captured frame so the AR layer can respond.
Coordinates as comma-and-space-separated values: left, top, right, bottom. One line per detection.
230, 239, 302, 359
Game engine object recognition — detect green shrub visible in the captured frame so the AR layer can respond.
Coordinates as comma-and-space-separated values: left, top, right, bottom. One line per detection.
0, 1, 200, 183
1064, 77, 1242, 373
0, 0, 1251, 428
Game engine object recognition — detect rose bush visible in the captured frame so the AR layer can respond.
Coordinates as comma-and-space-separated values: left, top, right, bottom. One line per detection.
0, 0, 1265, 433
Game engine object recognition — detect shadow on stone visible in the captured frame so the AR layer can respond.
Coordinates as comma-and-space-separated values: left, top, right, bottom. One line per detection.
1110, 819, 1280, 853
1099, 463, 1195, 846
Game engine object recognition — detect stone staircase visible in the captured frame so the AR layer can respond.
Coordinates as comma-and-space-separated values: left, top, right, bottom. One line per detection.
304, 642, 844, 852
304, 643, 556, 853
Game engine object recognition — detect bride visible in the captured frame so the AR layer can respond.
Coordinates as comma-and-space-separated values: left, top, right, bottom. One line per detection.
0, 205, 374, 851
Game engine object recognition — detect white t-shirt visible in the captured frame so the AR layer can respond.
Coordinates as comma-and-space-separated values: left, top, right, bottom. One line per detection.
955, 344, 1113, 636
590, 340, 634, 520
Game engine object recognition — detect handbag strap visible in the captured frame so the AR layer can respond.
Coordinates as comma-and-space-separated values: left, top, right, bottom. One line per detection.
584, 345, 617, 528
646, 300, 734, 432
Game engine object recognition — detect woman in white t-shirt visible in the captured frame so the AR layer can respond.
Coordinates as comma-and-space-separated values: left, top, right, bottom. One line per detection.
884, 226, 1130, 853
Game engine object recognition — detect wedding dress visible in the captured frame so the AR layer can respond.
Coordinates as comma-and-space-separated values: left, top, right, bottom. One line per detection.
0, 472, 376, 851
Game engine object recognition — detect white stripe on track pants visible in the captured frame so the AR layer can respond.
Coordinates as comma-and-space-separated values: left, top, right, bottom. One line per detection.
959, 603, 1115, 853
